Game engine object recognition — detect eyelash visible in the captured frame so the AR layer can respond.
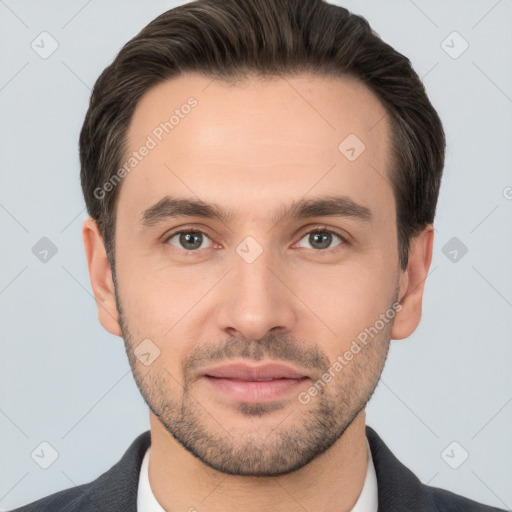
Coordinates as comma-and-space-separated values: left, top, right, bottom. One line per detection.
163, 225, 349, 254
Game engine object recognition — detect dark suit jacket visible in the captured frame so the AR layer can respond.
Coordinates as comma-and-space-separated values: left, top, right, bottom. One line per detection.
9, 425, 506, 511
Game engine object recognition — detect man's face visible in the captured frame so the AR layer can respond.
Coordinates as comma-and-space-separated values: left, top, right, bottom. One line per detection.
113, 72, 401, 476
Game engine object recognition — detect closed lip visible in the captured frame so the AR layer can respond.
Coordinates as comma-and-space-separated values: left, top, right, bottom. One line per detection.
202, 362, 309, 381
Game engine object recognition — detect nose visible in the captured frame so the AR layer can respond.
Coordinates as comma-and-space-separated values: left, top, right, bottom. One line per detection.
215, 242, 298, 341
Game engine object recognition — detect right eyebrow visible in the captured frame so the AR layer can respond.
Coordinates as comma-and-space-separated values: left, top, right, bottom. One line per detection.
140, 196, 238, 227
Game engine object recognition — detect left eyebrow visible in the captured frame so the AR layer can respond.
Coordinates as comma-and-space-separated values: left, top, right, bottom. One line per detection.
139, 194, 373, 228
273, 195, 373, 224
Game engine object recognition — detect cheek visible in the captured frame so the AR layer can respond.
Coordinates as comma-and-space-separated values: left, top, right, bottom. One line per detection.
115, 262, 172, 341
292, 258, 397, 356
116, 262, 214, 362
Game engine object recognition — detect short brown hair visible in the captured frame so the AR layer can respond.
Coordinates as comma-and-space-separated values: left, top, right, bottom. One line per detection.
80, 0, 445, 271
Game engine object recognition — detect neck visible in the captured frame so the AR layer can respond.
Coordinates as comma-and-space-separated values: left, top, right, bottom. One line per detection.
147, 410, 369, 512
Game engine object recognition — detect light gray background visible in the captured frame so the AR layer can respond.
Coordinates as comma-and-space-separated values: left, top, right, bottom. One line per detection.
1, 0, 511, 510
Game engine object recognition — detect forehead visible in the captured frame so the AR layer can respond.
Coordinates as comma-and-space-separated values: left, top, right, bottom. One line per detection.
119, 72, 393, 225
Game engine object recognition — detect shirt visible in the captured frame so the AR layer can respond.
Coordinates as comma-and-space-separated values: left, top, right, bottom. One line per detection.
137, 436, 378, 511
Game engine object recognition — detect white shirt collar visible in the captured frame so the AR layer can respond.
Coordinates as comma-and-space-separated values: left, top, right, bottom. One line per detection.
137, 444, 166, 512
137, 437, 378, 511
351, 436, 379, 512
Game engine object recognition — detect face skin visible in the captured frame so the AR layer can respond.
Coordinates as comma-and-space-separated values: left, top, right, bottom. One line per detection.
83, 72, 433, 512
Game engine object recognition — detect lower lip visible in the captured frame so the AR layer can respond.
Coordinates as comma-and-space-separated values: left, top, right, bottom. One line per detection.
204, 376, 309, 403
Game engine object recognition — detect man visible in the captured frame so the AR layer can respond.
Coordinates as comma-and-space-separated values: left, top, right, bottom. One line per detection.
10, 0, 506, 510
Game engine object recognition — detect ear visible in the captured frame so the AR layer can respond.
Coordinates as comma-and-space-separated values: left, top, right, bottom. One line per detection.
82, 217, 122, 337
391, 224, 434, 340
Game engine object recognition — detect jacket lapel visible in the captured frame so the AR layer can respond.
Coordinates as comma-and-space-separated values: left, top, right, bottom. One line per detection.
81, 430, 151, 511
366, 425, 436, 511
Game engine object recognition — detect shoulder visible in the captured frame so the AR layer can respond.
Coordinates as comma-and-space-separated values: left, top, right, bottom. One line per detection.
7, 484, 91, 511
425, 485, 507, 512
7, 430, 151, 512
365, 425, 506, 512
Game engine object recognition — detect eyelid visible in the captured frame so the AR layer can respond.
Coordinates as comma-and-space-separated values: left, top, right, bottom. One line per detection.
163, 224, 213, 240
294, 224, 351, 244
